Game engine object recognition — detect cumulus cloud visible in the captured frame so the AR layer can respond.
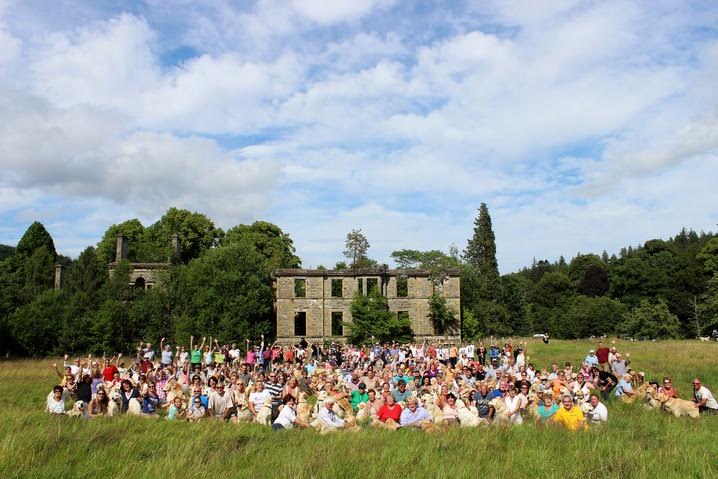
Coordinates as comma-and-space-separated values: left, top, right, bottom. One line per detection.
0, 1, 716, 271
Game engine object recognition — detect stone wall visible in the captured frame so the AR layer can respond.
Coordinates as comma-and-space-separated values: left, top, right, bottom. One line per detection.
274, 269, 461, 344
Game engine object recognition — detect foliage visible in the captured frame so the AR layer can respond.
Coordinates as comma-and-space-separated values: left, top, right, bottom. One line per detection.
564, 295, 626, 338
619, 299, 682, 340
346, 290, 412, 345
173, 242, 274, 342
15, 222, 56, 258
0, 244, 15, 261
64, 247, 106, 297
463, 203, 499, 279
461, 307, 480, 341
427, 292, 457, 335
7, 290, 65, 355
145, 207, 224, 263
224, 221, 300, 269
343, 229, 370, 269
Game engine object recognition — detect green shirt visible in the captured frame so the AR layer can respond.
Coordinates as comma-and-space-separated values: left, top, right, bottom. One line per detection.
350, 390, 368, 412
190, 349, 202, 363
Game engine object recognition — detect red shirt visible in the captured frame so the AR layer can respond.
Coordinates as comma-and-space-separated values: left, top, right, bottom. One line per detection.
596, 347, 609, 364
378, 403, 402, 422
102, 364, 118, 381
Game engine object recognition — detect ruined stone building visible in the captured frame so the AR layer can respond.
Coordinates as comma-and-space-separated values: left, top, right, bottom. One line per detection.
106, 234, 180, 289
273, 268, 461, 344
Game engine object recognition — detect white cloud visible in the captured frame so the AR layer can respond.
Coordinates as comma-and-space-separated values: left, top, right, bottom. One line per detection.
290, 0, 394, 25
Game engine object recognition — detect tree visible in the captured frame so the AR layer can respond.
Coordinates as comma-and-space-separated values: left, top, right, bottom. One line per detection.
427, 292, 458, 336
146, 207, 223, 263
567, 254, 605, 284
23, 246, 55, 296
96, 219, 148, 264
223, 221, 300, 270
345, 290, 412, 345
173, 242, 274, 341
464, 203, 499, 278
687, 295, 708, 338
7, 290, 65, 356
461, 308, 480, 341
344, 229, 370, 268
564, 296, 626, 338
0, 244, 15, 261
577, 264, 609, 297
15, 222, 56, 258
619, 299, 681, 340
65, 247, 106, 297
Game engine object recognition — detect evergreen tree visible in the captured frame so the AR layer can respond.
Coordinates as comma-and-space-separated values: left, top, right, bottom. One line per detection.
463, 203, 499, 278
16, 222, 56, 258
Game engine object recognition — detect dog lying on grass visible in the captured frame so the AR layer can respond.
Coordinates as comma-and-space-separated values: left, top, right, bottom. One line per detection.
67, 400, 87, 417
646, 389, 700, 418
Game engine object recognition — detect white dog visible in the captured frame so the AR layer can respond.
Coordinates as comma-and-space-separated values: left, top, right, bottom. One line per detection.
127, 397, 142, 416
108, 391, 122, 416
67, 400, 87, 417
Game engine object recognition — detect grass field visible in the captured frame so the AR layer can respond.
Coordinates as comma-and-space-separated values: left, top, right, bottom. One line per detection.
1, 339, 718, 479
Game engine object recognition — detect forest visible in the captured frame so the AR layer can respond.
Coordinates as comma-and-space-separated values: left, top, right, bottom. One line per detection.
1, 205, 717, 356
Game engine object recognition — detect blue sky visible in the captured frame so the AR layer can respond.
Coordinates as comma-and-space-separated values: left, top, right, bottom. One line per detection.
1, 0, 717, 272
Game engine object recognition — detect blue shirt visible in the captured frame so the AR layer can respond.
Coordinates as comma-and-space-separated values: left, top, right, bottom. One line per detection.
584, 354, 598, 367
142, 395, 159, 414
399, 406, 430, 426
392, 389, 411, 403
487, 389, 503, 400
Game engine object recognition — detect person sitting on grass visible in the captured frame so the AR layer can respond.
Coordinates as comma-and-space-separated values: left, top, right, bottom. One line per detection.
88, 387, 109, 417
553, 395, 587, 431
441, 393, 459, 426
378, 394, 403, 424
272, 395, 309, 431
399, 396, 431, 427
615, 374, 634, 400
46, 385, 69, 415
692, 378, 718, 414
536, 393, 559, 422
166, 396, 186, 421
659, 377, 679, 398
187, 396, 206, 422
317, 398, 345, 429
142, 382, 160, 416
585, 394, 608, 423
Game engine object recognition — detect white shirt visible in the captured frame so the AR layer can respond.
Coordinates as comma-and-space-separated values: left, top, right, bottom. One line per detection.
695, 386, 718, 409
249, 390, 271, 411
317, 407, 345, 428
586, 402, 608, 422
46, 391, 69, 414
273, 405, 296, 429
465, 345, 475, 359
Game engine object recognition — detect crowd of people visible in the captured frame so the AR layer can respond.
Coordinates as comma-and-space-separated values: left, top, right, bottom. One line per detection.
46, 335, 718, 432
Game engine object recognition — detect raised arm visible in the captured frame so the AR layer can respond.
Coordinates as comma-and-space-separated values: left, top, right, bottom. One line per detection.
190, 335, 195, 351
51, 362, 63, 380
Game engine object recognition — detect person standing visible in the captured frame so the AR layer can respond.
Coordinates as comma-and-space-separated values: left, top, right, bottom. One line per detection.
596, 341, 610, 372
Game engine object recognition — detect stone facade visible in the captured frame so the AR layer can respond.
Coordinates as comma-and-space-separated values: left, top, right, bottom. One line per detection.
106, 234, 179, 290
273, 268, 461, 344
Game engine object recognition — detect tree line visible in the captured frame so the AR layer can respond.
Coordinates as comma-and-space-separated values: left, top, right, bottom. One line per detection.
1, 205, 717, 356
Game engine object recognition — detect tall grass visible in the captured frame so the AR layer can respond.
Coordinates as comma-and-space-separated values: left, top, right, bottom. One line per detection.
1, 340, 717, 478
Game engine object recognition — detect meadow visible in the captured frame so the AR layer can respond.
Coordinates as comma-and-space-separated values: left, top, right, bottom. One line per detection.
1, 339, 717, 479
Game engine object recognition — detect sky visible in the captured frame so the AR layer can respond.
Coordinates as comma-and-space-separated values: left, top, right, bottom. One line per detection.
0, 0, 717, 273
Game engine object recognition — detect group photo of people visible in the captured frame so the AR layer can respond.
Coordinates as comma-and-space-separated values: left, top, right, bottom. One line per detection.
46, 336, 718, 432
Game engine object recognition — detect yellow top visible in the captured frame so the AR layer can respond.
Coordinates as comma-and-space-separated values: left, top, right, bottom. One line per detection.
553, 406, 588, 431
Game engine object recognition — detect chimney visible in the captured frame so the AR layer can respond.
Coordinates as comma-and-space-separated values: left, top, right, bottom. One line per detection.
54, 264, 64, 290
171, 234, 181, 261
115, 235, 128, 262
